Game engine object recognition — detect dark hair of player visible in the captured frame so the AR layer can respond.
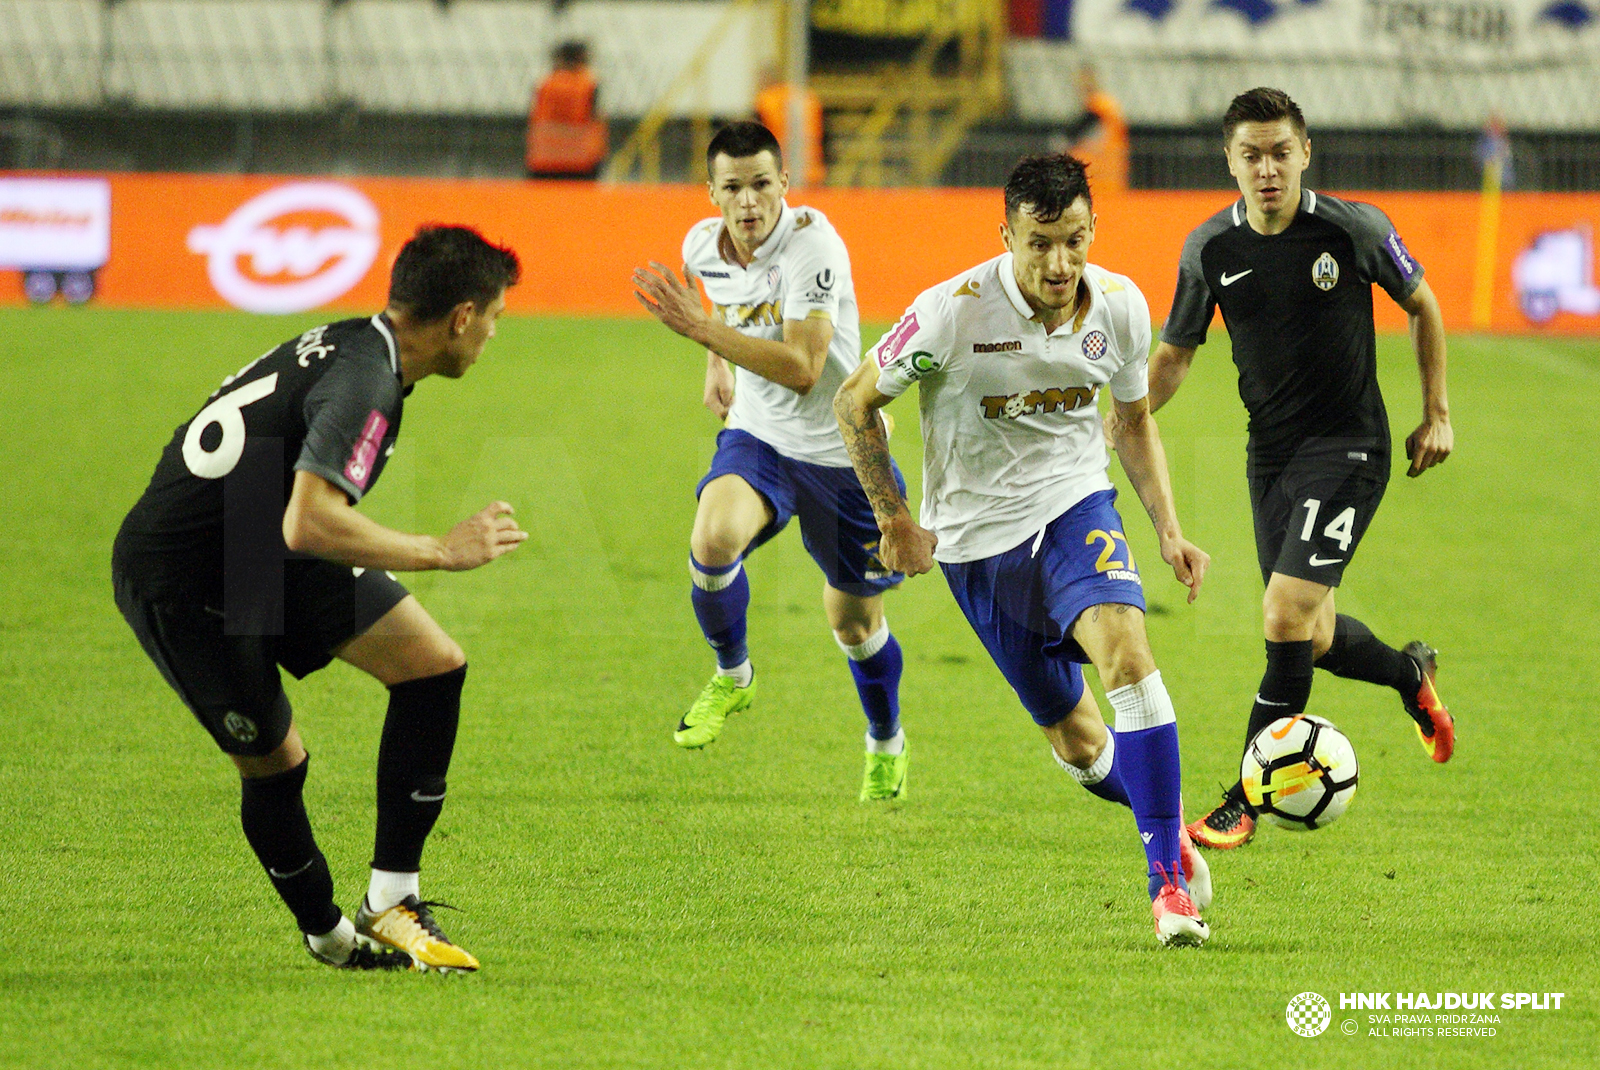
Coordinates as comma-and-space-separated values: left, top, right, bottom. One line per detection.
1223, 87, 1308, 144
387, 225, 521, 323
1003, 153, 1093, 224
706, 121, 783, 178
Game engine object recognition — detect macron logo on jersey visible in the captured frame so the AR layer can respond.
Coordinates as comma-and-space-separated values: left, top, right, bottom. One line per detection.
1385, 231, 1418, 280
876, 311, 920, 369
344, 410, 388, 490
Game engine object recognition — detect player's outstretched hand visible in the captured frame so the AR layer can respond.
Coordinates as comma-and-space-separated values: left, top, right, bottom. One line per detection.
1160, 535, 1210, 604
878, 513, 938, 577
1405, 415, 1453, 477
442, 501, 529, 571
633, 261, 709, 340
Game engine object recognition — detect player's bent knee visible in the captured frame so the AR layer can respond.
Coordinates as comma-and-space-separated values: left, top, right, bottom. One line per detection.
831, 621, 875, 647
689, 528, 746, 568
415, 636, 466, 679
1262, 599, 1317, 641
1050, 731, 1102, 769
1099, 645, 1157, 691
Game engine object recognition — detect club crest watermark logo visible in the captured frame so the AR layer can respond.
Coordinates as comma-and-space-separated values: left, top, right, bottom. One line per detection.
1286, 991, 1333, 1036
1082, 330, 1108, 359
187, 182, 381, 314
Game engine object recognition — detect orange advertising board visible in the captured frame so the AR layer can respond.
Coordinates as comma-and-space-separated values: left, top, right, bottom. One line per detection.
4, 171, 1598, 334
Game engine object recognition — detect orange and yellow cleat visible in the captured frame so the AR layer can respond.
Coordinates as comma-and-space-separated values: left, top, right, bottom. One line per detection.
355, 895, 479, 974
1403, 641, 1454, 764
1186, 793, 1257, 850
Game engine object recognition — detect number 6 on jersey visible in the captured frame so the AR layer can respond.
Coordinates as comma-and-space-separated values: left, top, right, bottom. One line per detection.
181, 374, 279, 479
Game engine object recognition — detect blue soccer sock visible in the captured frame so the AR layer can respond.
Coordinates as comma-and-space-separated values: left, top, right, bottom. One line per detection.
838, 621, 902, 742
1106, 670, 1188, 900
689, 555, 749, 671
1052, 728, 1131, 807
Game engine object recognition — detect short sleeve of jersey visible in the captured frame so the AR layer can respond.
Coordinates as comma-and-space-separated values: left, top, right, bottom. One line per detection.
681, 220, 715, 275
1160, 227, 1216, 348
296, 356, 403, 503
1340, 199, 1425, 304
1109, 280, 1153, 404
780, 222, 850, 322
870, 289, 955, 398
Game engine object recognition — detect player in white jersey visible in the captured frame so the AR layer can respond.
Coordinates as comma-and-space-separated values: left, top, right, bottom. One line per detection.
834, 154, 1213, 945
633, 122, 911, 801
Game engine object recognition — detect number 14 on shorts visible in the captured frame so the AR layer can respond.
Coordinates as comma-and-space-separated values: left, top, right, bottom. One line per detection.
1298, 498, 1356, 551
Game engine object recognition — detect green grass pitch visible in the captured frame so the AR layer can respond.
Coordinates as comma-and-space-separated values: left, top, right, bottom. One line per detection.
3, 307, 1597, 1069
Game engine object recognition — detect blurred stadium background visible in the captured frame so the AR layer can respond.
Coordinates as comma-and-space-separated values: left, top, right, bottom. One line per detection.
5, 0, 1600, 330
4, 0, 1600, 187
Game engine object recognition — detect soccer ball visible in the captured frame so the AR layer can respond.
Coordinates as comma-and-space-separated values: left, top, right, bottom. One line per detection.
1240, 714, 1359, 830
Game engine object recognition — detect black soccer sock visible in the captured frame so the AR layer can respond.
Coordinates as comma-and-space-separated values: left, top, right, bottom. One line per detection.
239, 757, 341, 936
1227, 639, 1316, 806
372, 664, 466, 873
1315, 614, 1419, 693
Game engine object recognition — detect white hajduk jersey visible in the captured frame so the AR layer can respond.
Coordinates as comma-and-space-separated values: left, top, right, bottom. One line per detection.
871, 254, 1152, 564
682, 202, 860, 467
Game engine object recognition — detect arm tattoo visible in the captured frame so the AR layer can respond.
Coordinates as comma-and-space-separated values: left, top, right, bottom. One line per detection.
835, 395, 906, 524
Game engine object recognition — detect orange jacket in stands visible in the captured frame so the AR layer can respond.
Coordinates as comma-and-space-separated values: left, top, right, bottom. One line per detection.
526, 67, 608, 176
756, 83, 826, 186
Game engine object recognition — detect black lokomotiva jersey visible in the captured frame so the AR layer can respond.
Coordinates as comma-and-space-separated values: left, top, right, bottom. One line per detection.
114, 314, 407, 609
1160, 189, 1424, 466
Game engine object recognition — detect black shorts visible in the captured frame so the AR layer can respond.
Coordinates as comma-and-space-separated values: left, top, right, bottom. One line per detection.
113, 559, 410, 755
1249, 440, 1389, 587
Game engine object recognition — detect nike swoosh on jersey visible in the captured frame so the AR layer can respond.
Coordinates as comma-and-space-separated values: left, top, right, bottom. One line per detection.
1308, 555, 1345, 566
1219, 270, 1253, 286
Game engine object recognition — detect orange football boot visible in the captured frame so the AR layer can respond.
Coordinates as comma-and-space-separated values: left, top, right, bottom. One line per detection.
1403, 641, 1454, 763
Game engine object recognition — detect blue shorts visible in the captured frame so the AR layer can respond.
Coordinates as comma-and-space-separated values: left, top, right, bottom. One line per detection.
940, 489, 1146, 726
697, 428, 906, 597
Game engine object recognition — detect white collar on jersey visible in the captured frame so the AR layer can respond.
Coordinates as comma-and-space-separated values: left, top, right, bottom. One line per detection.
996, 252, 1095, 332
1233, 188, 1317, 227
370, 313, 399, 376
720, 201, 794, 267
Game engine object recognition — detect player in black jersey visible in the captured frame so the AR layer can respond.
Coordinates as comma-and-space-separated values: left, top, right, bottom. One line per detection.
113, 226, 526, 968
1128, 88, 1456, 849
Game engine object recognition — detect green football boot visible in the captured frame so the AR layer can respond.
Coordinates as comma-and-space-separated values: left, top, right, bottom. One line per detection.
673, 670, 756, 748
859, 737, 909, 801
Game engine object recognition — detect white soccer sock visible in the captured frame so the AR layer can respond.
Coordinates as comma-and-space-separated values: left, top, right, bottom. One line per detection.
306, 915, 356, 960
367, 869, 420, 913
688, 557, 743, 591
1106, 670, 1177, 732
836, 620, 891, 661
1052, 729, 1114, 785
865, 727, 906, 755
715, 659, 753, 687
